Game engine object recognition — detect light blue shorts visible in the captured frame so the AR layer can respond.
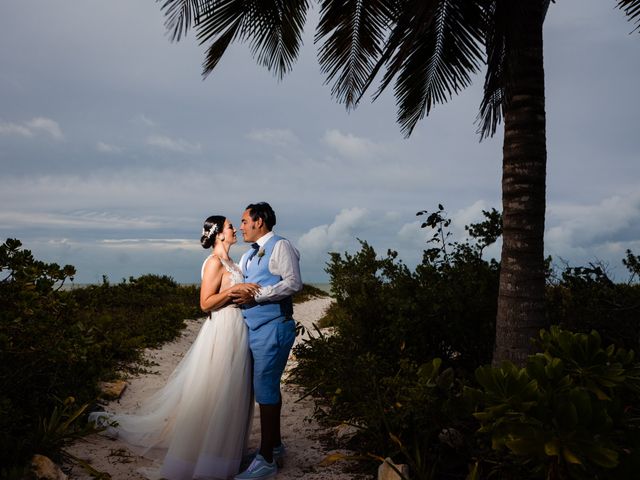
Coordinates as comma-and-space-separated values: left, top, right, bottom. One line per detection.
248, 317, 295, 405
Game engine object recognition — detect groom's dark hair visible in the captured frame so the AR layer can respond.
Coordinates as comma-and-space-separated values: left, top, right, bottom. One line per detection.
246, 202, 276, 231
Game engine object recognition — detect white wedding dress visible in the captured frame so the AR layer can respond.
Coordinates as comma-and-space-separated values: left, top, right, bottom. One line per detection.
90, 256, 253, 480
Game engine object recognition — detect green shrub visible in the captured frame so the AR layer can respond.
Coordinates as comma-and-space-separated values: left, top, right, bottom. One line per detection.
318, 206, 500, 376
293, 329, 481, 479
292, 206, 640, 479
0, 238, 88, 465
547, 255, 640, 353
467, 326, 640, 479
293, 283, 329, 303
292, 207, 502, 478
0, 238, 199, 469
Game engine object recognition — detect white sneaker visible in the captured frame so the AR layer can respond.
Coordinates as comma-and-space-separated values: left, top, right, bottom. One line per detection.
234, 453, 277, 480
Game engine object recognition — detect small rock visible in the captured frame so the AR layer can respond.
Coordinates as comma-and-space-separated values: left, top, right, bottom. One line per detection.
333, 423, 359, 441
438, 427, 464, 449
378, 457, 409, 480
99, 380, 127, 400
31, 454, 68, 480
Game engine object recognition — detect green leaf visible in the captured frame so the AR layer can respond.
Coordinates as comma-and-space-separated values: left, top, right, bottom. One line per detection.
562, 447, 583, 465
586, 446, 619, 469
544, 357, 564, 380
556, 398, 578, 431
569, 389, 592, 424
466, 461, 480, 480
586, 380, 611, 401
505, 436, 540, 456
544, 438, 560, 457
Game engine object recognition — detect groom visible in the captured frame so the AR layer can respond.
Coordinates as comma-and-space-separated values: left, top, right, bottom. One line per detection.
231, 202, 302, 480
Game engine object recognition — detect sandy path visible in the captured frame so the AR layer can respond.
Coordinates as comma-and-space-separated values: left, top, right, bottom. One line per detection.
67, 297, 361, 480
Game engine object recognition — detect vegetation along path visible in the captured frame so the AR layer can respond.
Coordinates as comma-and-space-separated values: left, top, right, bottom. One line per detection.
67, 297, 362, 480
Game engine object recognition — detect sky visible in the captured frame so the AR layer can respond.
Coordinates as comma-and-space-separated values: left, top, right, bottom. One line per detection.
1, 1, 639, 285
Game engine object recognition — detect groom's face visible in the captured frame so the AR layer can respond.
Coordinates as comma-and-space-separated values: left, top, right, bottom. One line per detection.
240, 209, 260, 243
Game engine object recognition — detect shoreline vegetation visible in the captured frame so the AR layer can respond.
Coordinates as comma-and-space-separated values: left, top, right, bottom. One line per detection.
62, 281, 333, 295
3, 208, 640, 479
65, 297, 362, 480
0, 237, 331, 479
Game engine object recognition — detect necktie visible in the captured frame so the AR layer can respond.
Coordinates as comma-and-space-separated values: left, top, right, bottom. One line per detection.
248, 243, 259, 261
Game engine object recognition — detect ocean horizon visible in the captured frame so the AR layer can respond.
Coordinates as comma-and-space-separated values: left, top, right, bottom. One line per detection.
308, 282, 331, 294
63, 281, 333, 295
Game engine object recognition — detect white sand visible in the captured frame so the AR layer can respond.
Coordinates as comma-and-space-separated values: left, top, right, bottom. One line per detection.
66, 297, 362, 480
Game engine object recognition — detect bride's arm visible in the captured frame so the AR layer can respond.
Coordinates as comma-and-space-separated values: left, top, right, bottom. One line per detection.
200, 258, 259, 312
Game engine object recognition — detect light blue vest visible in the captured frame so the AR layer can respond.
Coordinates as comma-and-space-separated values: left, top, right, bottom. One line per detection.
242, 234, 294, 330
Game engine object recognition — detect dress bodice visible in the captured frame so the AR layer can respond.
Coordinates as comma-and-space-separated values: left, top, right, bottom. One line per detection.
201, 255, 243, 287
219, 257, 243, 286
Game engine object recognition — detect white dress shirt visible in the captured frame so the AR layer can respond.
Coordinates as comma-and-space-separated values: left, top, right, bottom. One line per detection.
240, 231, 303, 302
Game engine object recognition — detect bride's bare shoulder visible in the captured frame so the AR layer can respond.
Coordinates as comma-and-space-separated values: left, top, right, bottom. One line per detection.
202, 255, 225, 274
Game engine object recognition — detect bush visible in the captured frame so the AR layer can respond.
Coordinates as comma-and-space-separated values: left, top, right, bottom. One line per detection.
468, 326, 640, 479
0, 238, 199, 469
547, 254, 640, 353
293, 283, 329, 303
292, 206, 640, 479
292, 207, 502, 478
316, 206, 500, 377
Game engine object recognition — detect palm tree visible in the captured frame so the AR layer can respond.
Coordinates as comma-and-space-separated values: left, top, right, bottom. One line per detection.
158, 0, 640, 365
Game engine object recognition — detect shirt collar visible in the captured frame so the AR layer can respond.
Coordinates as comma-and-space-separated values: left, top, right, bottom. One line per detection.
255, 231, 274, 248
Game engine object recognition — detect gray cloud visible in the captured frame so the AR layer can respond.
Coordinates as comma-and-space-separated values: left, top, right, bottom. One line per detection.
146, 134, 202, 154
0, 0, 638, 284
0, 116, 63, 140
246, 128, 299, 147
97, 141, 122, 154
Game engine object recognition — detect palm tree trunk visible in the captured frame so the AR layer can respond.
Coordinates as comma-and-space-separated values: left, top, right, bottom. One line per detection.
493, 1, 548, 366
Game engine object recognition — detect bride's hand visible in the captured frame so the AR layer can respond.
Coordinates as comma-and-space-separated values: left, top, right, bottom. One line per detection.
231, 283, 259, 295
228, 283, 260, 305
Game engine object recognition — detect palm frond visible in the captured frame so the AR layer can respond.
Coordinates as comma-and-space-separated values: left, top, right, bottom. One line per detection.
158, 0, 211, 42
202, 18, 242, 76
196, 0, 242, 44
194, 0, 245, 77
240, 0, 310, 79
476, 0, 507, 140
618, 0, 640, 32
476, 0, 540, 140
195, 0, 309, 79
315, 0, 395, 109
372, 0, 485, 137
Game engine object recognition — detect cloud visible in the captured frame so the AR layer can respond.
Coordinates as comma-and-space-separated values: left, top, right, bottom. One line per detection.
246, 128, 299, 147
101, 238, 197, 251
0, 121, 32, 137
0, 116, 63, 140
26, 117, 64, 139
298, 207, 370, 257
297, 203, 501, 267
397, 220, 426, 249
131, 114, 156, 127
146, 134, 201, 154
323, 129, 383, 159
0, 170, 215, 218
97, 141, 122, 154
0, 210, 165, 231
546, 190, 640, 257
23, 236, 205, 284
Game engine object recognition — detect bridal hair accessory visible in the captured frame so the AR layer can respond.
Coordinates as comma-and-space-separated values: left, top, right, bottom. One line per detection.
203, 224, 219, 239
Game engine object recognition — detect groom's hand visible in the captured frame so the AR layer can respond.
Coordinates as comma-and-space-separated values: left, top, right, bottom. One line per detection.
229, 284, 259, 305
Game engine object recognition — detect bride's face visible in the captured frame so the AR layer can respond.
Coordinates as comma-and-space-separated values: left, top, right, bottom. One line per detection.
221, 219, 237, 245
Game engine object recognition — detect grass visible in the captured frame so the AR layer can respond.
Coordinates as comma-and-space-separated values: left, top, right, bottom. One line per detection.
294, 283, 331, 304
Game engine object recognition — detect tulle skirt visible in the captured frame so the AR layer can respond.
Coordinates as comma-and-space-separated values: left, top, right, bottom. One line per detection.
91, 305, 253, 480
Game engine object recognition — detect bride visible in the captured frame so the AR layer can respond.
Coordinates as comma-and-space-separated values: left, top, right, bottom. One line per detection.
91, 215, 258, 480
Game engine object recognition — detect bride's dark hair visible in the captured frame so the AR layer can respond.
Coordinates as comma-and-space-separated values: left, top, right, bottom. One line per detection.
201, 215, 226, 249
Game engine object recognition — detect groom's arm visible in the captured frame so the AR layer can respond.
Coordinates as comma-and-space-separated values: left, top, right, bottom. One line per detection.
254, 239, 302, 302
